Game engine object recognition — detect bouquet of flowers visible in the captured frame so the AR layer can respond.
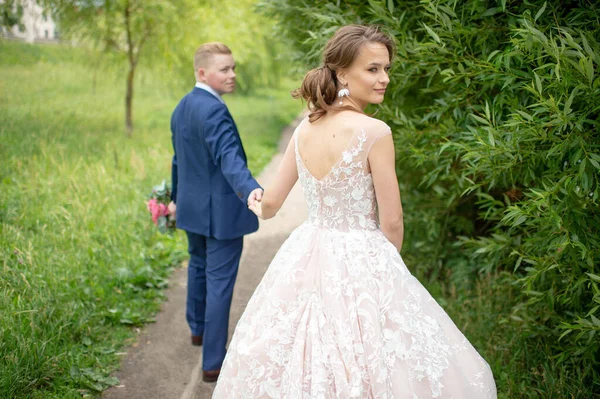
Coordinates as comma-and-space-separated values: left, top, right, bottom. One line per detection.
147, 179, 176, 234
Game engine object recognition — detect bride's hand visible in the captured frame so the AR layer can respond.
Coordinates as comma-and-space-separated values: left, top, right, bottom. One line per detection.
248, 200, 264, 219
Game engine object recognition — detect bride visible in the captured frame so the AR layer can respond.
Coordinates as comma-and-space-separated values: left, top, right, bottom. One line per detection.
212, 24, 497, 398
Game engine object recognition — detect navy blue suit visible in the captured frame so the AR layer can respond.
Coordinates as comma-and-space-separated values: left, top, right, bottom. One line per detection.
170, 86, 260, 371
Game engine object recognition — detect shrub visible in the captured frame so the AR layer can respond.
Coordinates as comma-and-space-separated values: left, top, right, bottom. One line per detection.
260, 0, 600, 394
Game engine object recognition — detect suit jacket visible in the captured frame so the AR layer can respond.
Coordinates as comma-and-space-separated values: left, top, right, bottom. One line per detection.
170, 87, 260, 239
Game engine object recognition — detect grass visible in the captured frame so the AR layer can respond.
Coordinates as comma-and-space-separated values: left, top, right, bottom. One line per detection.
0, 40, 301, 398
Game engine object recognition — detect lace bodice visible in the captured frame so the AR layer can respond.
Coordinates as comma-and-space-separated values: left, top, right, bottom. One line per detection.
294, 123, 391, 232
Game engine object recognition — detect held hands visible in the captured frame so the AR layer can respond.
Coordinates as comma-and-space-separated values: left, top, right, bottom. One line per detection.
247, 188, 264, 219
247, 188, 263, 207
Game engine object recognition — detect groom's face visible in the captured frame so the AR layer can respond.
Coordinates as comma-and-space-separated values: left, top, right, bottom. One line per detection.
198, 53, 237, 95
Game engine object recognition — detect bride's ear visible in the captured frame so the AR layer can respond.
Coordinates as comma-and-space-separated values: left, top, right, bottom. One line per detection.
336, 70, 347, 86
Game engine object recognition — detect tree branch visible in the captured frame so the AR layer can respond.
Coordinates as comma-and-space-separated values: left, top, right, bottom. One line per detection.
133, 25, 152, 66
124, 0, 135, 67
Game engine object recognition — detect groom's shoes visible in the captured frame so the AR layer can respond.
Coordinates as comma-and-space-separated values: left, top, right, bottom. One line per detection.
191, 335, 203, 346
202, 369, 221, 383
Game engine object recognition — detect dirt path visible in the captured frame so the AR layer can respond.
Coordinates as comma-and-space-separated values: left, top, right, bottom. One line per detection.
103, 115, 307, 399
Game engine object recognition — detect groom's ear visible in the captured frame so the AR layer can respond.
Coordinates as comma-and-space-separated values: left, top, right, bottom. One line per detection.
196, 67, 206, 82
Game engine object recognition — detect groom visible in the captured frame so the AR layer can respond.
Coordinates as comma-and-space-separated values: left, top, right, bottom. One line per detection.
168, 42, 262, 383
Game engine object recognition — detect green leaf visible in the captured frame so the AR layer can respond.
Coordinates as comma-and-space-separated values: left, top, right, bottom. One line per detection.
438, 141, 453, 155
486, 50, 501, 62
534, 72, 542, 94
422, 23, 441, 44
470, 114, 490, 125
516, 110, 533, 121
524, 290, 544, 296
564, 87, 579, 114
534, 2, 547, 22
481, 7, 502, 17
587, 306, 600, 318
587, 273, 600, 283
558, 329, 572, 341
158, 216, 168, 234
513, 215, 527, 227
579, 158, 587, 175
585, 57, 594, 85
387, 0, 394, 14
513, 256, 523, 273
488, 129, 495, 147
581, 33, 600, 64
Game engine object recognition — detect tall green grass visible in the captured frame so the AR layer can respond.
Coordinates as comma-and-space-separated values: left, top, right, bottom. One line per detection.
0, 40, 301, 398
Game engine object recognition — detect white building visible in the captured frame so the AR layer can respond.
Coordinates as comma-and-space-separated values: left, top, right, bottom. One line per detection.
1, 0, 58, 43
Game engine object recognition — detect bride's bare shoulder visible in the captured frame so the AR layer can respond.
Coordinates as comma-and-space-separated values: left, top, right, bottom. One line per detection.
343, 113, 390, 135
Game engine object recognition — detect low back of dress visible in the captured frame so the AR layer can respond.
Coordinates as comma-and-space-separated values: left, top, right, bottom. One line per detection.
294, 119, 390, 232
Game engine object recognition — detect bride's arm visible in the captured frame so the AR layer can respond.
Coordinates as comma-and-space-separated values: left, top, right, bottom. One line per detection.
251, 134, 299, 220
369, 134, 404, 252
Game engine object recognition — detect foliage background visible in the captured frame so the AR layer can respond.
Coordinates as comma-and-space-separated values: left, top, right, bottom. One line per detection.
41, 0, 291, 134
259, 0, 600, 397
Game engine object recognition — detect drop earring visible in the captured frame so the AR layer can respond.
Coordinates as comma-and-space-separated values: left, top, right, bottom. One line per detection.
337, 84, 350, 105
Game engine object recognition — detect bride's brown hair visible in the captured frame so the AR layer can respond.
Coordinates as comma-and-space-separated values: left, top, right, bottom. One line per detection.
292, 25, 395, 122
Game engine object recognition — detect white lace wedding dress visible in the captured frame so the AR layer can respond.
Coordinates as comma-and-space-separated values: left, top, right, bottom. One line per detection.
212, 123, 497, 398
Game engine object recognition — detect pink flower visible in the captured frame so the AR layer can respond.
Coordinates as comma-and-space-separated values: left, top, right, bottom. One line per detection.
158, 203, 169, 216
151, 207, 160, 224
147, 198, 170, 226
147, 198, 158, 212
147, 199, 162, 225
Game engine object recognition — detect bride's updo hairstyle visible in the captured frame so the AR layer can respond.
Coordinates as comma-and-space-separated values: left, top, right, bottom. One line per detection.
292, 25, 395, 122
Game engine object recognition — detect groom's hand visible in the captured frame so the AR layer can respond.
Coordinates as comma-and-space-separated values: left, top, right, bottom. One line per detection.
248, 200, 264, 220
247, 188, 263, 207
168, 201, 176, 219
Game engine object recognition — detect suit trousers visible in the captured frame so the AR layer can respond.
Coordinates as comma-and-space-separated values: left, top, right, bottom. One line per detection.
185, 231, 243, 371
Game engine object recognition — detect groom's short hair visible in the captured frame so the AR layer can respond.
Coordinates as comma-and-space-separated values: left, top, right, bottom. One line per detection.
194, 42, 232, 70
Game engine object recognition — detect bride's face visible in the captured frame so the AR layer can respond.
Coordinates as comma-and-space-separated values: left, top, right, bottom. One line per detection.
339, 42, 391, 110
